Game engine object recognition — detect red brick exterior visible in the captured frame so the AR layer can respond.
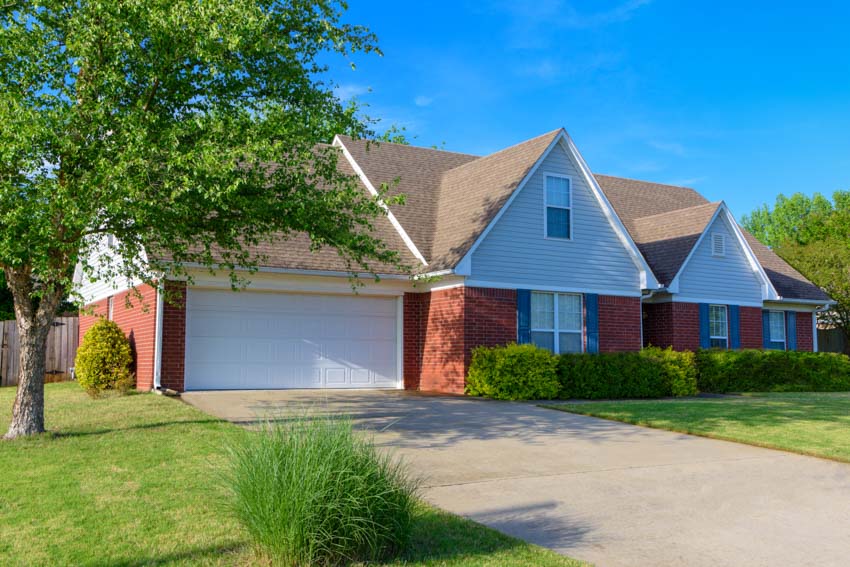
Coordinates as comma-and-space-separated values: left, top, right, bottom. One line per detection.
740, 306, 763, 349
403, 286, 516, 394
796, 311, 814, 352
160, 282, 187, 391
598, 295, 642, 352
79, 284, 158, 390
642, 301, 701, 351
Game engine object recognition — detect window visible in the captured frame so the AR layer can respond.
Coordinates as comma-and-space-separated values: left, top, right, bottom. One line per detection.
709, 304, 728, 348
530, 292, 583, 353
766, 310, 786, 350
711, 232, 726, 257
545, 175, 571, 239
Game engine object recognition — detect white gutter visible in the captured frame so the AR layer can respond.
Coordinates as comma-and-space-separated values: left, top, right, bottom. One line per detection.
153, 282, 164, 390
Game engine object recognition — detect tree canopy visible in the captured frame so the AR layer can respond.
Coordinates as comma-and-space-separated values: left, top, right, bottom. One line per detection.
0, 0, 401, 437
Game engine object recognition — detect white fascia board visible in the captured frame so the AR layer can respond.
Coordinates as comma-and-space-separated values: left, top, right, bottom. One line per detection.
673, 295, 765, 308
667, 203, 779, 300
332, 136, 429, 267
463, 279, 643, 297
764, 298, 835, 309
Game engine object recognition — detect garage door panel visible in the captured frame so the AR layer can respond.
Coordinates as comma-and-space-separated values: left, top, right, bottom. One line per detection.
185, 290, 400, 390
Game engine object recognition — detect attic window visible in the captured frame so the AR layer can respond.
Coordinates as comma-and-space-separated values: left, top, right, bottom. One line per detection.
544, 175, 571, 239
711, 233, 726, 257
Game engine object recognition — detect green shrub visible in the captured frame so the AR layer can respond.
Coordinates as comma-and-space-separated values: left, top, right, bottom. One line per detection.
558, 347, 698, 399
696, 349, 850, 393
466, 343, 560, 400
225, 415, 417, 566
74, 319, 134, 397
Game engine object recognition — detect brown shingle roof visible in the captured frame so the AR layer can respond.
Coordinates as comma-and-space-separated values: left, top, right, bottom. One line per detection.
595, 174, 828, 300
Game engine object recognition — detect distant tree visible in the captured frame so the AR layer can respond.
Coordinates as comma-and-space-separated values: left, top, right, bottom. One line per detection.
0, 273, 13, 320
778, 237, 850, 353
0, 0, 402, 439
743, 191, 850, 352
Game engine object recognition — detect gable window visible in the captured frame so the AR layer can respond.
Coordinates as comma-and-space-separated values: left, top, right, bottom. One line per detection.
766, 310, 786, 350
709, 304, 728, 349
544, 175, 571, 239
530, 291, 583, 353
711, 232, 726, 257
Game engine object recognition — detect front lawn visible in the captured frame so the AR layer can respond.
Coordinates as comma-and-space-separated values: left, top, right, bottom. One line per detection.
0, 383, 583, 566
544, 392, 850, 462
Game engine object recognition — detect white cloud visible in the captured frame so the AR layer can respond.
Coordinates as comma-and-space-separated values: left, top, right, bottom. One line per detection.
334, 84, 371, 100
648, 140, 687, 157
665, 176, 707, 187
414, 95, 433, 107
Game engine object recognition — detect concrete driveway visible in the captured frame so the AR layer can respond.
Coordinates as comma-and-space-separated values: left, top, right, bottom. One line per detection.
183, 390, 850, 567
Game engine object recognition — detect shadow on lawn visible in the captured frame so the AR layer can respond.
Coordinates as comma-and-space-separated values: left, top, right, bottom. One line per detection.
50, 418, 222, 439
86, 543, 247, 567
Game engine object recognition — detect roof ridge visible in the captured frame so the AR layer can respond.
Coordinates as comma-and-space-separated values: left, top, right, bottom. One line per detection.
335, 134, 479, 158
631, 201, 721, 223
439, 128, 563, 179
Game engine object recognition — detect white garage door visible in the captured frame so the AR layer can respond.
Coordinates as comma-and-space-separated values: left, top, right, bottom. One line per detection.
184, 289, 401, 390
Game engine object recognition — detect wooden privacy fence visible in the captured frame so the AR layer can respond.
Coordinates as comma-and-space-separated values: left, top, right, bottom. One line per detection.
0, 317, 79, 387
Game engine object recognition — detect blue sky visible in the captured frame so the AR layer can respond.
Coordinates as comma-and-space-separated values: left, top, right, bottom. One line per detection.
328, 0, 850, 218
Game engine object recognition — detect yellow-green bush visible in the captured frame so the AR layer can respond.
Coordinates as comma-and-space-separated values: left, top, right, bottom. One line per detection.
466, 343, 560, 400
75, 319, 134, 397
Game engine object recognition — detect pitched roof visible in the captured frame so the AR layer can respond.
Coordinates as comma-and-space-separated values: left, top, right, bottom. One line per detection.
595, 174, 828, 300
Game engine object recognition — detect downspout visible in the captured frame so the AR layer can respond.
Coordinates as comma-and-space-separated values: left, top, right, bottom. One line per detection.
153, 281, 164, 391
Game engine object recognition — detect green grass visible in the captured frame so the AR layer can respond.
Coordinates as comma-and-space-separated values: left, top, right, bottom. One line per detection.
0, 383, 583, 566
544, 392, 850, 463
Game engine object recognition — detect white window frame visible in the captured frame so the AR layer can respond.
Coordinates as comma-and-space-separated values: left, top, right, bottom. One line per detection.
530, 291, 584, 354
709, 304, 728, 349
711, 232, 726, 257
543, 173, 572, 241
767, 310, 786, 350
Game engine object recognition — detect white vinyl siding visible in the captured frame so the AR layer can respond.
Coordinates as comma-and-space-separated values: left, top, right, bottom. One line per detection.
470, 142, 641, 294
530, 291, 583, 353
676, 215, 763, 305
709, 304, 728, 349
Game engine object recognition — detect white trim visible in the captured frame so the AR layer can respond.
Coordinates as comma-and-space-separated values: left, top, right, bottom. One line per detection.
674, 296, 765, 308
542, 172, 572, 240
455, 131, 659, 290
813, 310, 820, 352
426, 281, 466, 292
396, 296, 404, 390
667, 203, 779, 300
333, 135, 429, 266
529, 291, 585, 354
765, 298, 835, 307
464, 279, 643, 297
153, 282, 164, 390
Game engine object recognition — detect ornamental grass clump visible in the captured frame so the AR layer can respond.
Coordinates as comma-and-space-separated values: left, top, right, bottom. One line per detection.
74, 319, 134, 397
225, 415, 417, 566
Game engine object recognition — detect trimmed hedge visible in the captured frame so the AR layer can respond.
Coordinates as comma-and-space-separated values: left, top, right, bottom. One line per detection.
75, 318, 134, 397
696, 349, 850, 393
558, 347, 697, 399
466, 343, 559, 400
465, 344, 850, 401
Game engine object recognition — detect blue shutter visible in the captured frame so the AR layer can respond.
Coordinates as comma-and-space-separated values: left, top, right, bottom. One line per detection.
585, 294, 599, 353
517, 289, 531, 344
762, 310, 771, 349
729, 305, 741, 349
787, 311, 797, 351
698, 303, 710, 349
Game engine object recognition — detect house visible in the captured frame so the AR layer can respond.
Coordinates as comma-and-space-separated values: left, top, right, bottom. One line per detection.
75, 128, 832, 394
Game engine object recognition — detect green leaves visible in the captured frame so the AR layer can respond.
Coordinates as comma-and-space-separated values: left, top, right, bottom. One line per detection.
0, 0, 402, 310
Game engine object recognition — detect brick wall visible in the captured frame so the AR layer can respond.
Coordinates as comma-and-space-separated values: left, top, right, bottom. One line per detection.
740, 306, 763, 349
598, 295, 642, 352
403, 286, 517, 394
796, 311, 814, 352
79, 284, 158, 390
642, 301, 701, 351
160, 281, 187, 391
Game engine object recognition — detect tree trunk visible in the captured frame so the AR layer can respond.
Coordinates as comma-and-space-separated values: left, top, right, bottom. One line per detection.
3, 266, 63, 440
4, 319, 51, 438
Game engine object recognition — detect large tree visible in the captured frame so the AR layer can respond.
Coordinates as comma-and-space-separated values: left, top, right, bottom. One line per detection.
742, 191, 850, 351
0, 1, 402, 439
